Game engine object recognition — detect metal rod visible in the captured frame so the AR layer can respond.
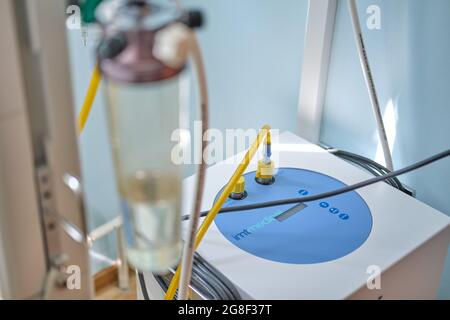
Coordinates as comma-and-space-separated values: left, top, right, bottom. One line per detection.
116, 224, 130, 291
88, 216, 122, 243
88, 216, 130, 291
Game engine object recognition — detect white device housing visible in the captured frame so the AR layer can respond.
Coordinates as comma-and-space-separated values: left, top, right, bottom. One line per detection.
140, 132, 450, 300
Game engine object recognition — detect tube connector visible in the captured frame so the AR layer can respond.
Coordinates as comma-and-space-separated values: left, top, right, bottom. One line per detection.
256, 160, 275, 185
229, 176, 247, 200
256, 130, 275, 185
262, 131, 272, 165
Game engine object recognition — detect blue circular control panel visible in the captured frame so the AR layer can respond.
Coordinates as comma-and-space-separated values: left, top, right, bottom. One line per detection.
214, 168, 373, 264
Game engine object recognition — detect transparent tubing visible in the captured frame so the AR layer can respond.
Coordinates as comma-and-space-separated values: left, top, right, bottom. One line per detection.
105, 76, 183, 274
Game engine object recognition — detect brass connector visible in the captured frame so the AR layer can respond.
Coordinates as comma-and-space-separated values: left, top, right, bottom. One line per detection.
229, 176, 247, 200
255, 159, 275, 185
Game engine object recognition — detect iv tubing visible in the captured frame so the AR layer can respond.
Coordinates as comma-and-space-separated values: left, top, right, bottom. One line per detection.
178, 33, 210, 300
347, 0, 394, 171
77, 64, 101, 135
164, 125, 272, 300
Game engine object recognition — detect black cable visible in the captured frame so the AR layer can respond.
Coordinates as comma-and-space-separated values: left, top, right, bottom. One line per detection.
335, 151, 414, 195
332, 150, 407, 191
155, 275, 169, 292
328, 149, 394, 184
193, 252, 241, 300
138, 272, 150, 300
337, 154, 387, 180
334, 152, 400, 189
139, 253, 242, 300
182, 149, 450, 220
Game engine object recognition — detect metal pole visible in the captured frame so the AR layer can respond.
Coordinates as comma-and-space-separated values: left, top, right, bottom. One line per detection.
88, 216, 130, 291
116, 225, 129, 291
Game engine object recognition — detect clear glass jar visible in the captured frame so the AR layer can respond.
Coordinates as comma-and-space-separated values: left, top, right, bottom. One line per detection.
105, 76, 182, 273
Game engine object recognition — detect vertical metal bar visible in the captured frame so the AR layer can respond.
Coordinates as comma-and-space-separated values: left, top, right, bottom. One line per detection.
88, 216, 130, 291
0, 0, 47, 299
298, 0, 337, 143
17, 0, 93, 299
116, 225, 130, 291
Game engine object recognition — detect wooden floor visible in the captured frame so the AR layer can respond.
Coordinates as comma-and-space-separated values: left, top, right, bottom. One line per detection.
94, 266, 137, 300
93, 268, 204, 300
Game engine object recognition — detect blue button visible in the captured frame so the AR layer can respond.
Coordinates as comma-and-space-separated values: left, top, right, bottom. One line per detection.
339, 213, 350, 220
319, 202, 330, 208
329, 208, 339, 214
298, 189, 309, 196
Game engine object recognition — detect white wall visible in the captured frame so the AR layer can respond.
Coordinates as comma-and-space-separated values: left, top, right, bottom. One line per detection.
320, 0, 450, 298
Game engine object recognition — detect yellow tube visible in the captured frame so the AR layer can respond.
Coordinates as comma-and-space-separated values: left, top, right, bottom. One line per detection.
164, 125, 271, 300
77, 65, 101, 135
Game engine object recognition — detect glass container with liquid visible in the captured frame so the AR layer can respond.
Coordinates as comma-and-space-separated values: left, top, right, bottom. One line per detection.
97, 0, 186, 273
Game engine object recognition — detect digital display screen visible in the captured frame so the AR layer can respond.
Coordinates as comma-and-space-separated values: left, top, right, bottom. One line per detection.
275, 203, 308, 222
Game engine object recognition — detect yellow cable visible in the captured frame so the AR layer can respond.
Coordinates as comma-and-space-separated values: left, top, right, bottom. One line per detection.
77, 64, 101, 135
164, 125, 271, 300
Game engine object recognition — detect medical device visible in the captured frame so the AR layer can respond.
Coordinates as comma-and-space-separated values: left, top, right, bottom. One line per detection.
84, 0, 450, 300
96, 0, 204, 273
140, 132, 450, 299
1, 0, 450, 301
